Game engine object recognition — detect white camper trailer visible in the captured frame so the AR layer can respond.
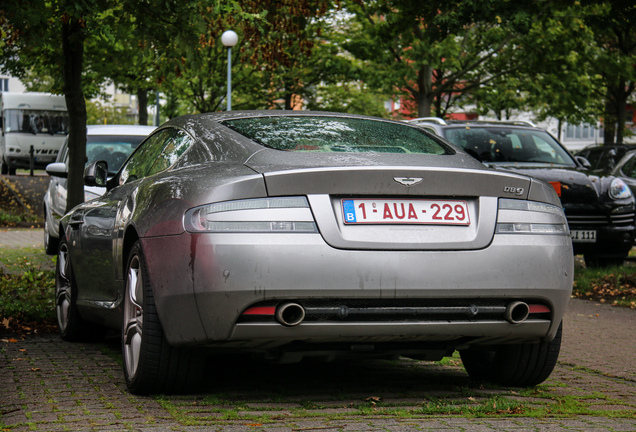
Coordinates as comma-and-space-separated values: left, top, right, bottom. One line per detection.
0, 92, 68, 175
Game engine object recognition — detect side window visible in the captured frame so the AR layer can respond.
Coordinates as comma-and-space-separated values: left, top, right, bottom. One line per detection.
119, 128, 193, 185
119, 129, 172, 185
146, 130, 193, 176
57, 139, 69, 164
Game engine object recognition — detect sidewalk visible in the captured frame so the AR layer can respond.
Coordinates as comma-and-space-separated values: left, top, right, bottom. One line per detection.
0, 228, 44, 248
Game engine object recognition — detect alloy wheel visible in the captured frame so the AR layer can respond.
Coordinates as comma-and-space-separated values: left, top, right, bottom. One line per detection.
55, 243, 71, 332
123, 255, 144, 379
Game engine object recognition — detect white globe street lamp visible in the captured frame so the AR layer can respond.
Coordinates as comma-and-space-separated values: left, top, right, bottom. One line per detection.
221, 30, 238, 111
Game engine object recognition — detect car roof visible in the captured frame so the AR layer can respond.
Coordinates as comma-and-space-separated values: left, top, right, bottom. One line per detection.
86, 125, 157, 136
408, 117, 537, 128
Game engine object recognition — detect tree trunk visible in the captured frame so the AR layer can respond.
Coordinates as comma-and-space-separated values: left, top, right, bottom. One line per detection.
137, 89, 148, 125
615, 79, 627, 145
283, 77, 295, 110
416, 65, 434, 117
62, 17, 87, 213
603, 91, 617, 145
284, 93, 293, 110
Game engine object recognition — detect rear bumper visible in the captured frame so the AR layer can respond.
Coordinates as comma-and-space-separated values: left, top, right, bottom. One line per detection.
142, 232, 573, 351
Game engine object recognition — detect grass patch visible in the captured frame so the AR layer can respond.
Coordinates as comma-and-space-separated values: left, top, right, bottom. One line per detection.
0, 245, 56, 273
0, 245, 56, 332
572, 264, 636, 308
154, 388, 636, 425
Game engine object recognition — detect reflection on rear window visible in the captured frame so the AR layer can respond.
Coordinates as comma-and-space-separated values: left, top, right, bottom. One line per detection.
222, 116, 452, 155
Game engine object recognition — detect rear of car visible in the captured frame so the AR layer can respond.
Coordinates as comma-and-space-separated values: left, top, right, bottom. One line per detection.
57, 112, 574, 394
411, 118, 636, 267
139, 115, 573, 380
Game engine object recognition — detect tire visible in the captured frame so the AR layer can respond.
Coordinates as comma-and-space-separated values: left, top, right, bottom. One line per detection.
584, 254, 626, 268
1, 160, 7, 175
44, 214, 59, 255
122, 241, 204, 395
459, 322, 562, 387
55, 239, 108, 341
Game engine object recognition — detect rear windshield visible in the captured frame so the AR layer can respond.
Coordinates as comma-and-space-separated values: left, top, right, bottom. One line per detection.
222, 116, 453, 155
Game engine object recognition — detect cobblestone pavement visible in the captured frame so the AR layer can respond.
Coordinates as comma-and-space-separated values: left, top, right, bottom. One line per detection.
1, 230, 635, 431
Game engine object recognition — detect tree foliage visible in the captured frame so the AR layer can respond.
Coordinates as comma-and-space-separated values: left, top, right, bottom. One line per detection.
474, 3, 603, 132
0, 0, 112, 211
581, 0, 636, 144
1, 0, 635, 204
122, 0, 336, 115
341, 0, 543, 118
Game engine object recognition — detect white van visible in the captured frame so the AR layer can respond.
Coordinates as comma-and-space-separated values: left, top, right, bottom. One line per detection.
0, 92, 68, 175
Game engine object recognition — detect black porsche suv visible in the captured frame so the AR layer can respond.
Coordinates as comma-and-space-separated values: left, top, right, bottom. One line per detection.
410, 118, 636, 267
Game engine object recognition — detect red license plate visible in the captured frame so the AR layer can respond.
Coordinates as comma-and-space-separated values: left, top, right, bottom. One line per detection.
342, 199, 471, 225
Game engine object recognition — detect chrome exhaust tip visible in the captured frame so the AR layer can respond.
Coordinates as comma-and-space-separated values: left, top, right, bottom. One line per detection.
275, 302, 306, 327
505, 301, 530, 324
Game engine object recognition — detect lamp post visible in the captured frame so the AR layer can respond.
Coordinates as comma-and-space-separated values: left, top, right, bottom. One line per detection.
221, 30, 238, 111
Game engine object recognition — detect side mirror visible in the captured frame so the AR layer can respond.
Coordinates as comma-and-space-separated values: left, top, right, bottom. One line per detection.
575, 155, 591, 169
46, 162, 68, 178
84, 160, 108, 187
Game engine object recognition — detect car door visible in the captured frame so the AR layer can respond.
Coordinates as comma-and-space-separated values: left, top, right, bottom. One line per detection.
69, 129, 174, 305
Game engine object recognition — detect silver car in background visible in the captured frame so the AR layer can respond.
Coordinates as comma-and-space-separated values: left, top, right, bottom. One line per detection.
43, 124, 156, 254
53, 112, 573, 394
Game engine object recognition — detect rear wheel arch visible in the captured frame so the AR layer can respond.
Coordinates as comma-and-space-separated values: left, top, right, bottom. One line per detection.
122, 227, 140, 278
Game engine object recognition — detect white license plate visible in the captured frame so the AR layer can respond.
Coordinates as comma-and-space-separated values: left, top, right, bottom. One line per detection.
342, 199, 471, 225
571, 230, 596, 243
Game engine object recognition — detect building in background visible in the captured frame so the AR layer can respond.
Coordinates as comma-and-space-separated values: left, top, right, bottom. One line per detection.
0, 75, 26, 93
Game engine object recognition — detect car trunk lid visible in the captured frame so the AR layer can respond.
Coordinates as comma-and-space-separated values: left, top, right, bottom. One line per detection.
246, 152, 532, 250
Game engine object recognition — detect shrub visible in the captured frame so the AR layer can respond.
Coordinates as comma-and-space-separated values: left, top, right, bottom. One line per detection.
0, 268, 56, 329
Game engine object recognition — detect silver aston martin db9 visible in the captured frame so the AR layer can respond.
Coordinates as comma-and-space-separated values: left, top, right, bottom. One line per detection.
54, 111, 573, 394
